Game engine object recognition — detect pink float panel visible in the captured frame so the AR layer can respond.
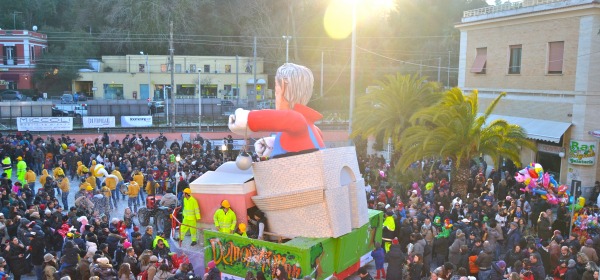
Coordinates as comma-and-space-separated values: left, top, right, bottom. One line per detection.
192, 191, 256, 226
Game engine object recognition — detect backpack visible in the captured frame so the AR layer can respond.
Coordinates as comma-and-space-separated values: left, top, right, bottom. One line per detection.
137, 263, 157, 280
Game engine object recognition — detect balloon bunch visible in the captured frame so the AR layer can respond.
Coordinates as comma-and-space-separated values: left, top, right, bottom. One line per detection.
515, 163, 569, 205
574, 214, 600, 231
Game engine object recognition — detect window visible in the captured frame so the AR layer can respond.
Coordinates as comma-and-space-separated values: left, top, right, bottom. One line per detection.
139, 64, 145, 73
30, 46, 35, 61
176, 84, 196, 96
161, 64, 167, 72
225, 65, 232, 73
190, 64, 197, 73
103, 84, 124, 100
3, 46, 15, 65
204, 65, 210, 73
509, 45, 522, 74
548, 41, 564, 74
175, 64, 182, 73
471, 47, 487, 74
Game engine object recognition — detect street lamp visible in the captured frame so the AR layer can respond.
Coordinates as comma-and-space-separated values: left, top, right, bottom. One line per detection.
198, 69, 202, 132
163, 86, 171, 125
175, 154, 181, 199
282, 35, 293, 63
348, 3, 357, 141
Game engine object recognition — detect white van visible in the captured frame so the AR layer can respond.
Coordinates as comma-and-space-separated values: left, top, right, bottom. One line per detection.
54, 104, 88, 117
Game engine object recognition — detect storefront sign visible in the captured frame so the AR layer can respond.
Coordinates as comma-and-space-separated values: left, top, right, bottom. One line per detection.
83, 116, 115, 128
569, 139, 597, 165
121, 116, 152, 127
589, 130, 600, 138
537, 143, 563, 155
17, 117, 73, 131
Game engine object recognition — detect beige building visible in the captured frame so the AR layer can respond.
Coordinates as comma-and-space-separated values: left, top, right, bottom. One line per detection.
73, 55, 270, 102
457, 0, 600, 192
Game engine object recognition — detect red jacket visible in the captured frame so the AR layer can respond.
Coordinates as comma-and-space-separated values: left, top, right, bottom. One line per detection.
248, 104, 325, 157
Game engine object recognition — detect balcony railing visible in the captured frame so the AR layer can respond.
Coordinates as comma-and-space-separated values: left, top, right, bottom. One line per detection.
463, 0, 566, 18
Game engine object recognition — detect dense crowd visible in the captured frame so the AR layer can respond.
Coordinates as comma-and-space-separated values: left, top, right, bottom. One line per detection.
0, 131, 231, 280
361, 154, 600, 280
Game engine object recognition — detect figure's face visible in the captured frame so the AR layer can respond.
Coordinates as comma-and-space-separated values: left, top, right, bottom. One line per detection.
274, 80, 288, 110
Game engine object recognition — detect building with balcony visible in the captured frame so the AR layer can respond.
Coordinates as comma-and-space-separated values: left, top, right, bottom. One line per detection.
457, 0, 600, 190
0, 29, 47, 90
73, 55, 270, 103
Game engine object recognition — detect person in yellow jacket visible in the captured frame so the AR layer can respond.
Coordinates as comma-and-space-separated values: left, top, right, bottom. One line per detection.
39, 169, 50, 187
100, 183, 114, 210
16, 156, 27, 185
180, 188, 201, 245
214, 200, 237, 234
145, 178, 159, 196
236, 223, 248, 238
76, 161, 89, 179
58, 174, 70, 209
85, 173, 96, 190
111, 169, 124, 200
104, 175, 118, 208
2, 155, 11, 179
52, 166, 65, 178
126, 180, 140, 212
25, 167, 36, 193
133, 170, 145, 205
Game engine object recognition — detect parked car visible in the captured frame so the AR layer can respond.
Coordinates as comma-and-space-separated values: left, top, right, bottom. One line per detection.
1, 90, 25, 101
54, 104, 88, 117
148, 101, 165, 114
51, 107, 69, 116
60, 93, 74, 103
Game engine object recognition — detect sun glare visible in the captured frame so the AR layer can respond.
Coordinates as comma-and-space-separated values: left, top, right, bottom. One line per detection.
324, 0, 355, 40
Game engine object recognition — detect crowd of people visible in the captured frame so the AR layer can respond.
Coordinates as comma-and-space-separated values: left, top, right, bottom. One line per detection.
0, 130, 235, 280
361, 154, 600, 280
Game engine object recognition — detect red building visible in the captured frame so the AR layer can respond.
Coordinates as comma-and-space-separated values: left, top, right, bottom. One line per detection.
0, 29, 47, 90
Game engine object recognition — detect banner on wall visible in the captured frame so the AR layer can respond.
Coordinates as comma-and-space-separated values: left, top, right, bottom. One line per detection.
569, 139, 597, 165
121, 116, 152, 127
83, 116, 115, 128
17, 117, 73, 131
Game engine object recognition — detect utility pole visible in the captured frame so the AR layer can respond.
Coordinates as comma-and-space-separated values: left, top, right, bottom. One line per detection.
253, 37, 257, 107
282, 36, 292, 63
236, 55, 239, 107
320, 51, 324, 98
169, 21, 175, 130
198, 67, 201, 132
12, 11, 22, 30
447, 51, 451, 88
437, 57, 441, 84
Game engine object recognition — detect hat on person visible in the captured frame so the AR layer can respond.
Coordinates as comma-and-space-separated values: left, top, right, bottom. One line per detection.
44, 253, 54, 262
586, 239, 593, 246
86, 185, 93, 191
568, 259, 576, 268
97, 257, 109, 264
17, 156, 22, 161
497, 261, 506, 269
183, 188, 191, 194
392, 237, 399, 245
207, 260, 216, 269
461, 218, 470, 223
456, 229, 465, 238
25, 231, 36, 237
45, 209, 52, 215
221, 200, 230, 208
0, 257, 5, 264
149, 256, 158, 262
123, 241, 132, 249
239, 223, 247, 233
554, 235, 563, 243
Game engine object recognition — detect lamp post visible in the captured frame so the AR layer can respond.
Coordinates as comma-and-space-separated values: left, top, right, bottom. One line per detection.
175, 154, 181, 198
198, 70, 202, 132
348, 3, 357, 141
282, 36, 293, 63
163, 86, 171, 125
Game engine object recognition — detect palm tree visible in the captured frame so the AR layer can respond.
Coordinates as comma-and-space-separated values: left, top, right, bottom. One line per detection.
398, 88, 535, 197
351, 74, 442, 161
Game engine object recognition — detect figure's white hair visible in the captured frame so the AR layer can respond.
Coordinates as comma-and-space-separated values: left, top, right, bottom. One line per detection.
275, 63, 314, 108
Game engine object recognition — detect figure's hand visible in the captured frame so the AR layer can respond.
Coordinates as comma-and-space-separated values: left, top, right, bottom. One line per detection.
228, 108, 251, 136
254, 137, 275, 157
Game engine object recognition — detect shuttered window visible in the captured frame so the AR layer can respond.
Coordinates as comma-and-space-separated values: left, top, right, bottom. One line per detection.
471, 47, 487, 74
548, 41, 564, 74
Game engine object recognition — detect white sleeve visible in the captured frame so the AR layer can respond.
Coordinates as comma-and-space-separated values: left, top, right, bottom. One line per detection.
258, 222, 265, 239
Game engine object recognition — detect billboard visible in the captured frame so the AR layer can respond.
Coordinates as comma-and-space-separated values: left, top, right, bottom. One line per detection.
17, 117, 73, 131
83, 116, 115, 128
121, 116, 152, 127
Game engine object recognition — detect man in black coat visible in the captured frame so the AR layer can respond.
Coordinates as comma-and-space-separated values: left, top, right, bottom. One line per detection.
28, 231, 46, 279
142, 226, 154, 250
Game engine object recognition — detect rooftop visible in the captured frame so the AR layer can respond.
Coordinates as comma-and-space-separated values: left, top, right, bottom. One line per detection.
462, 0, 597, 23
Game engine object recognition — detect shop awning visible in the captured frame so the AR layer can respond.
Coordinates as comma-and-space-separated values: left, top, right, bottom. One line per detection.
246, 78, 266, 84
484, 114, 571, 143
